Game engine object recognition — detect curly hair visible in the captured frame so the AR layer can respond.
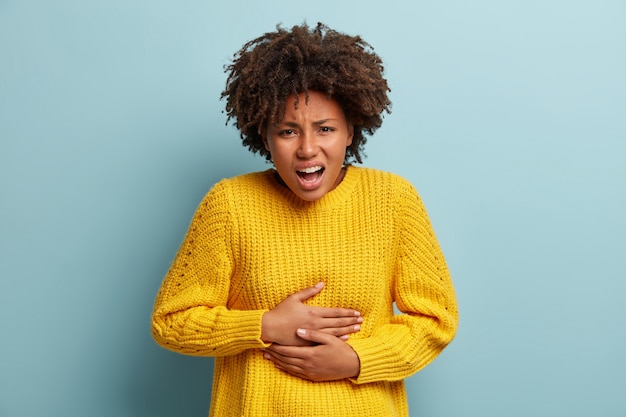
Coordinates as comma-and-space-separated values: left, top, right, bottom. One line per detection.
221, 22, 391, 164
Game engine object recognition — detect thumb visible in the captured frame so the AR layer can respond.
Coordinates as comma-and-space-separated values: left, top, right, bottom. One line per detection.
296, 328, 336, 345
292, 282, 324, 302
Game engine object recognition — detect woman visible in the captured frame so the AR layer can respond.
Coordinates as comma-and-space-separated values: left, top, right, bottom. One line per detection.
152, 22, 458, 417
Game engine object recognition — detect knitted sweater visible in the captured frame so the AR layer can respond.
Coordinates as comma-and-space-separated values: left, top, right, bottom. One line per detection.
151, 166, 458, 417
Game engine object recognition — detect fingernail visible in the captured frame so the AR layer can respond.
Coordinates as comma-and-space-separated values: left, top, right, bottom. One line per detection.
315, 282, 324, 289
297, 328, 307, 335
354, 311, 361, 316
340, 335, 349, 340
354, 325, 361, 331
263, 353, 270, 359
357, 317, 363, 323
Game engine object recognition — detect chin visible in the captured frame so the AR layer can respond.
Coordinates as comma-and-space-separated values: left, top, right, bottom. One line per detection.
294, 189, 327, 202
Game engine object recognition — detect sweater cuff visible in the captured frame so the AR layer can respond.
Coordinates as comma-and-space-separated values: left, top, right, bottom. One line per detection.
207, 309, 271, 354
346, 333, 424, 384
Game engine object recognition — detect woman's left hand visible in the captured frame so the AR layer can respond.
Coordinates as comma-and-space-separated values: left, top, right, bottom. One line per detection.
262, 329, 360, 382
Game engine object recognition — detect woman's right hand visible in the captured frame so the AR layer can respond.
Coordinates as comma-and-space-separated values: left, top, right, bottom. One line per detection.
261, 282, 363, 346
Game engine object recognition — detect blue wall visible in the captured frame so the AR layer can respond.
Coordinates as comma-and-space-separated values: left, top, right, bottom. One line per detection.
1, 1, 625, 416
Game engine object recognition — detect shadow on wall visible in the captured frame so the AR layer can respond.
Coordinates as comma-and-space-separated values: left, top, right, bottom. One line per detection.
118, 142, 265, 417
128, 344, 215, 416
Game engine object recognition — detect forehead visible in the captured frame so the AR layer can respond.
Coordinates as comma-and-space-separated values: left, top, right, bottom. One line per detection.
279, 91, 346, 122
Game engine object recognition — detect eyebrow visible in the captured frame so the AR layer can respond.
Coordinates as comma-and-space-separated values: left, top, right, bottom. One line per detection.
274, 119, 337, 128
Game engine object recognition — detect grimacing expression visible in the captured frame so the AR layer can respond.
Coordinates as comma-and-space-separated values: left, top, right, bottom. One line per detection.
263, 91, 354, 202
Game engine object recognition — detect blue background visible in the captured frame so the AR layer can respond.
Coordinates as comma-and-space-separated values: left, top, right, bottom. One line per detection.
1, 1, 625, 416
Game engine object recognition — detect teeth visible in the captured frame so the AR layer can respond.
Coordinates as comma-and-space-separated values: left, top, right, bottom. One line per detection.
298, 166, 322, 173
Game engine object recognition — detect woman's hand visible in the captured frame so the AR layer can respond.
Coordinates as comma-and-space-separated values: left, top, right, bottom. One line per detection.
263, 328, 361, 381
261, 282, 362, 346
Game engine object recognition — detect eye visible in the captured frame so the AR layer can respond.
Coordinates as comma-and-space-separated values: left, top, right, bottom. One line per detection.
278, 129, 297, 137
319, 126, 336, 134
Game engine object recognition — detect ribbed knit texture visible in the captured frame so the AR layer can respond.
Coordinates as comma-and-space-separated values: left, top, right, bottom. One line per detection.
152, 166, 458, 417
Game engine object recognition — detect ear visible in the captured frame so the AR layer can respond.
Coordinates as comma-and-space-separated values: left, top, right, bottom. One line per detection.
346, 124, 354, 146
259, 124, 270, 151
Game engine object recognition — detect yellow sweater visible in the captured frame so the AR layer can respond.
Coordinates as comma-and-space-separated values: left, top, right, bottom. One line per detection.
152, 166, 458, 417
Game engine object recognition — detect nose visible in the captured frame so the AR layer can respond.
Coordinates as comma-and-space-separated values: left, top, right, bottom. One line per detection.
296, 131, 319, 159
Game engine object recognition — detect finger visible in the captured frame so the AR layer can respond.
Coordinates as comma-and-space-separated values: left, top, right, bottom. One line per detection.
318, 323, 361, 338
265, 343, 305, 357
319, 315, 363, 328
269, 356, 307, 380
264, 349, 289, 363
291, 282, 325, 302
316, 306, 362, 319
263, 346, 306, 369
264, 344, 297, 358
296, 328, 338, 345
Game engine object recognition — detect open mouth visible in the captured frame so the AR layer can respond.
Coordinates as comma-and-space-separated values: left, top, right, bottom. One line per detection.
296, 166, 325, 183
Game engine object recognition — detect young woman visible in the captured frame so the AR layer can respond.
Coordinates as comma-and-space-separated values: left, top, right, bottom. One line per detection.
152, 22, 458, 417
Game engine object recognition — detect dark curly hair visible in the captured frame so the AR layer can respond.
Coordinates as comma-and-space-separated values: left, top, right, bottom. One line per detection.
221, 22, 391, 164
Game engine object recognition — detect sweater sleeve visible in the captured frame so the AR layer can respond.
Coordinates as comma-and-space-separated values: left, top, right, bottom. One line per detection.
151, 181, 270, 356
347, 179, 458, 384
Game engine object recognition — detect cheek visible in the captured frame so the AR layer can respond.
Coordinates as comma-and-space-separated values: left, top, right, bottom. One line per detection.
265, 142, 290, 166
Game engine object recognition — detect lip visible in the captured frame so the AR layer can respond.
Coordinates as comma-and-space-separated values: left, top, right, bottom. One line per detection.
296, 169, 325, 190
295, 162, 325, 191
295, 162, 325, 172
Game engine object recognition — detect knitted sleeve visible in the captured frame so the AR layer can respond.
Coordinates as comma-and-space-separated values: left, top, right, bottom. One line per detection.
151, 181, 270, 356
347, 179, 458, 384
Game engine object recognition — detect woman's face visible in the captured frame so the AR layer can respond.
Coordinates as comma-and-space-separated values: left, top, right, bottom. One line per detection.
263, 91, 353, 202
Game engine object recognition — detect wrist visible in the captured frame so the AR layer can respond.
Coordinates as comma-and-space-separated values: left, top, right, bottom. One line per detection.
260, 311, 275, 343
